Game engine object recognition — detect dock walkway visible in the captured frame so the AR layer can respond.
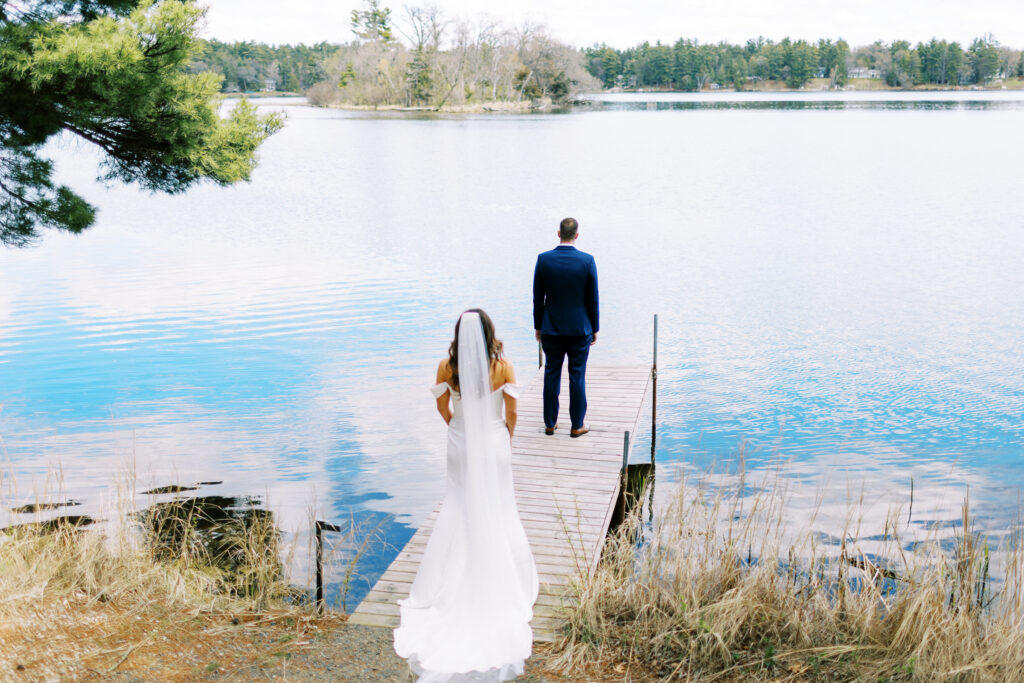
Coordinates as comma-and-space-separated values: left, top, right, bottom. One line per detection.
348, 364, 652, 641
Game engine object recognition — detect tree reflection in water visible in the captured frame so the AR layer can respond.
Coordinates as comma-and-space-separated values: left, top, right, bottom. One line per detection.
140, 494, 291, 603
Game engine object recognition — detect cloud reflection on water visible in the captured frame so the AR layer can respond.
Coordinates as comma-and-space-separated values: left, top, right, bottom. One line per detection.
2, 96, 1023, 607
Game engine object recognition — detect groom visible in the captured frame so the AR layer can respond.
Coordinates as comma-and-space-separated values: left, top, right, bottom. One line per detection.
533, 217, 599, 438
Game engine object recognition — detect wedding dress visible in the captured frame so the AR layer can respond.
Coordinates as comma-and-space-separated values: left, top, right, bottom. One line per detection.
394, 312, 539, 682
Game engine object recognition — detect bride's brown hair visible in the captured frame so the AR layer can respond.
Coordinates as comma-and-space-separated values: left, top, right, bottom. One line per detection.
448, 308, 503, 391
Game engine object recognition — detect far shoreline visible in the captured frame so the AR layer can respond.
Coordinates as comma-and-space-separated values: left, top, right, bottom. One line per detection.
223, 78, 1024, 115
605, 76, 1024, 94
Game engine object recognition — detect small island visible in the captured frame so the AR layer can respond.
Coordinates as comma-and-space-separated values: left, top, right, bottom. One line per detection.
187, 3, 1022, 112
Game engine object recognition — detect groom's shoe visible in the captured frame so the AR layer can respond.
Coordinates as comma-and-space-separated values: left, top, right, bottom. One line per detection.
570, 426, 589, 438
544, 425, 558, 435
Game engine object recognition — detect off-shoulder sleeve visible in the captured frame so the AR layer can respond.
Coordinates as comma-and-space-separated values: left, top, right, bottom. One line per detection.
501, 383, 520, 399
430, 382, 451, 398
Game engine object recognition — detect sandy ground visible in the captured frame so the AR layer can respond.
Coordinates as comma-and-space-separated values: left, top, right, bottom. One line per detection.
0, 603, 642, 682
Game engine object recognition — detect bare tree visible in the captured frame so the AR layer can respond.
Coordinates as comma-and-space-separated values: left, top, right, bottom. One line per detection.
306, 4, 594, 108
400, 4, 447, 52
435, 20, 471, 106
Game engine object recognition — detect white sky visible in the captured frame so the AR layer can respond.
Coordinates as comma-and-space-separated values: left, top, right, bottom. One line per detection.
201, 0, 1024, 49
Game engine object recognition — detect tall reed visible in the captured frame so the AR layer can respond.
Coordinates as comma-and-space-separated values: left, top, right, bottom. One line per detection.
555, 468, 1024, 681
1, 499, 295, 621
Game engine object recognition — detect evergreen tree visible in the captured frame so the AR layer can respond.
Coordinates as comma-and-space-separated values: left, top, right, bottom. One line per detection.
969, 35, 1001, 83
350, 0, 394, 44
784, 39, 818, 88
406, 50, 433, 105
0, 0, 283, 247
598, 46, 621, 88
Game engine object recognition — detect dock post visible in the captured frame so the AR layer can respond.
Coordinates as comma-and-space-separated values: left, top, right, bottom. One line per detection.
315, 519, 341, 616
652, 314, 658, 462
621, 430, 631, 472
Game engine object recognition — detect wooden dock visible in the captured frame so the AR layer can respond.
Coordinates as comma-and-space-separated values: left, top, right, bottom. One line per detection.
348, 364, 653, 641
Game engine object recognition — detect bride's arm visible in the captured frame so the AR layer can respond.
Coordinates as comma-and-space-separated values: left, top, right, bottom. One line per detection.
435, 359, 453, 425
502, 361, 517, 438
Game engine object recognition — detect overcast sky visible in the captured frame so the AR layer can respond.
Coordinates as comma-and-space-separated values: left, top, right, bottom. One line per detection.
202, 0, 1024, 49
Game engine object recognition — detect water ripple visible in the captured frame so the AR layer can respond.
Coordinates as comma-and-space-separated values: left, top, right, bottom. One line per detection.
2, 97, 1023, 606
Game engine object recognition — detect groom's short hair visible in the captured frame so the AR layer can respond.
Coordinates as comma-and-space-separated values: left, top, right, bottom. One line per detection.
559, 217, 578, 240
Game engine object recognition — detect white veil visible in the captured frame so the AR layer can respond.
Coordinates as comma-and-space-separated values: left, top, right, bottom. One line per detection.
456, 311, 504, 568
454, 310, 535, 625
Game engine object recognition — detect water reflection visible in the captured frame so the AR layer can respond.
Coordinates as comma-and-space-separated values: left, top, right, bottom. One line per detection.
610, 462, 656, 537
649, 452, 1023, 583
1, 94, 1023, 608
141, 493, 285, 599
1, 514, 97, 534
589, 99, 1024, 112
9, 500, 82, 514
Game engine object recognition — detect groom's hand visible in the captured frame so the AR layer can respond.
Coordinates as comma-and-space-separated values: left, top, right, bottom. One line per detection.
591, 332, 598, 345
535, 330, 541, 342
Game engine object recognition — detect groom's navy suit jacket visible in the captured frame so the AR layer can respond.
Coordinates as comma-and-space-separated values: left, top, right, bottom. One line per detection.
533, 245, 599, 337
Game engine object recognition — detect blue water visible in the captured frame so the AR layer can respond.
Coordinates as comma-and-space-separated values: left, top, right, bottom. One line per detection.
2, 93, 1023, 605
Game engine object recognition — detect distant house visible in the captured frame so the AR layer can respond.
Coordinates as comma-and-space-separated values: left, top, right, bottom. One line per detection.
262, 79, 277, 92
848, 67, 881, 79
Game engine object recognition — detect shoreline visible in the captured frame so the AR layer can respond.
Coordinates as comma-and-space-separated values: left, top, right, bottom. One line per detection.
220, 93, 551, 114
323, 100, 541, 114
223, 78, 1024, 102
605, 76, 1024, 94
224, 81, 1024, 116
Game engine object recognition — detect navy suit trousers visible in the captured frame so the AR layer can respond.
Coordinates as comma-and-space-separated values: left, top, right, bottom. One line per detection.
541, 334, 592, 430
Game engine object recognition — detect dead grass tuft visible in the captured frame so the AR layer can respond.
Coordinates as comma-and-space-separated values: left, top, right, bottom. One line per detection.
554, 470, 1024, 681
0, 469, 309, 678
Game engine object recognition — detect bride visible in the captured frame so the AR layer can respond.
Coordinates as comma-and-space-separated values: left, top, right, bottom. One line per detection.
394, 309, 539, 682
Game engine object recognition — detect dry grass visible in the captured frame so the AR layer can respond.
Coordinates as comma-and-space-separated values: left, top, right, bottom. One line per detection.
0, 496, 297, 609
0, 453, 406, 679
0, 452, 320, 679
0, 503, 311, 678
554, 469, 1024, 681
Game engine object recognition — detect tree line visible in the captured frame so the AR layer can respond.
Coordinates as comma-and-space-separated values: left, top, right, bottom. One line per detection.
188, 26, 1021, 103
584, 34, 1022, 90
184, 1, 597, 106
187, 40, 339, 93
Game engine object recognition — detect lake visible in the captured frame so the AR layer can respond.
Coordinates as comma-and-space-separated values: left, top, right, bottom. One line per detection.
2, 91, 1023, 607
